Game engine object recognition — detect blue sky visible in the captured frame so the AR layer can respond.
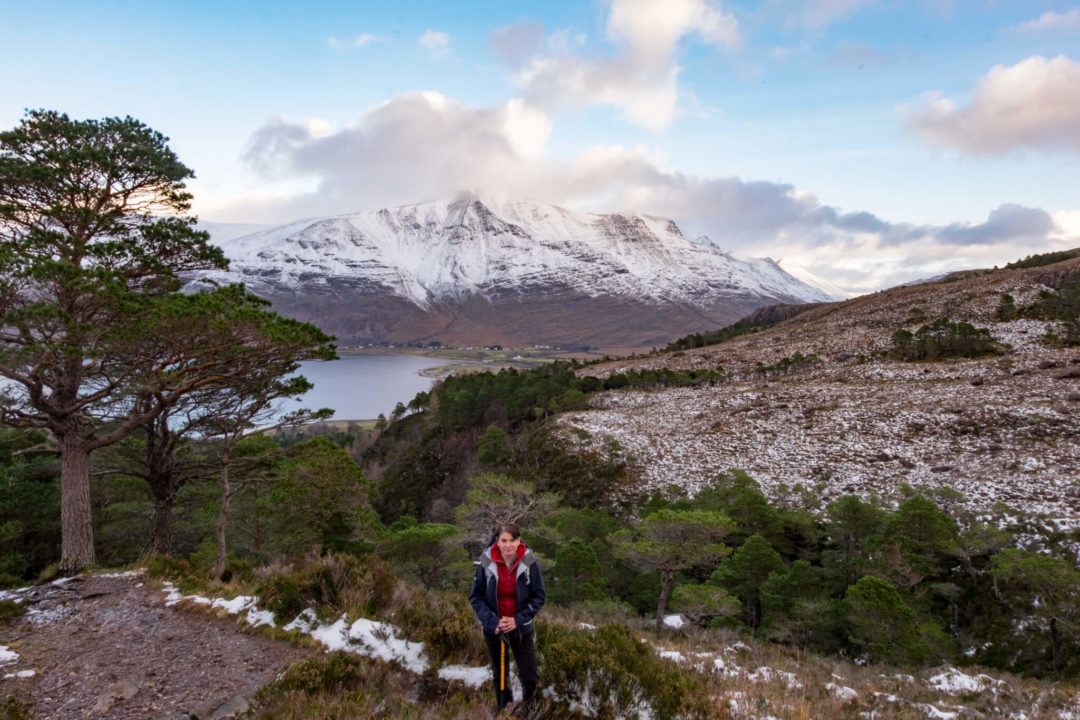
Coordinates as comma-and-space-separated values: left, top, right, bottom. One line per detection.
2, 0, 1078, 292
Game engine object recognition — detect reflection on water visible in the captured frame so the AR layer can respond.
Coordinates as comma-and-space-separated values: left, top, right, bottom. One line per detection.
280, 353, 454, 421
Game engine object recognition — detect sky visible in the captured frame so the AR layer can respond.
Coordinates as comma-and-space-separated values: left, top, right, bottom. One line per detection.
2, 0, 1078, 293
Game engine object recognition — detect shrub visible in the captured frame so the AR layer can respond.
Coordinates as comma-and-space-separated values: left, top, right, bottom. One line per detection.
250, 652, 486, 719
258, 553, 397, 621
0, 599, 26, 623
390, 583, 486, 665
537, 623, 709, 720
1028, 275, 1080, 346
842, 575, 931, 665
1004, 249, 1080, 269
892, 318, 1001, 360
1, 695, 35, 720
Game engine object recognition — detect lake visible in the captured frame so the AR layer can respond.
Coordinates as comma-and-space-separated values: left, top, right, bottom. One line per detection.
280, 353, 455, 422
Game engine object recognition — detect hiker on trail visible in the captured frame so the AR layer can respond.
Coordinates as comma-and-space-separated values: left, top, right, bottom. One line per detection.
469, 522, 546, 715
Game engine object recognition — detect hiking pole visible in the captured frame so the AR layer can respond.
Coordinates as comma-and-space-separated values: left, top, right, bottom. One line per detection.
499, 630, 512, 705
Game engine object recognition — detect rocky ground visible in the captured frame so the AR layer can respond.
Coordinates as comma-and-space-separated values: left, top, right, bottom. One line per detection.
0, 573, 310, 719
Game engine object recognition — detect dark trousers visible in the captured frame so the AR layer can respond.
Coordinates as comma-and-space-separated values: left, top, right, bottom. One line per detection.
484, 630, 538, 712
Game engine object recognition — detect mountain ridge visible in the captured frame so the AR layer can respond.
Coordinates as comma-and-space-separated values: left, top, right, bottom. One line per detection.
197, 194, 839, 348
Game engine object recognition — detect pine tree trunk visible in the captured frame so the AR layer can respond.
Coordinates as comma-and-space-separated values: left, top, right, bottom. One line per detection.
152, 494, 173, 556
59, 431, 95, 571
215, 450, 232, 580
252, 482, 261, 553
655, 570, 673, 634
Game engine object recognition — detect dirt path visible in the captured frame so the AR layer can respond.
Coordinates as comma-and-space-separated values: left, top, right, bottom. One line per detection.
0, 573, 311, 719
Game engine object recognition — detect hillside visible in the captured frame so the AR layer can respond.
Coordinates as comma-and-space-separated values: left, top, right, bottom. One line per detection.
559, 255, 1080, 517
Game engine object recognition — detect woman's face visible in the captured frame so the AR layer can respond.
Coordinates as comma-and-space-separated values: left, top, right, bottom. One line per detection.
497, 532, 521, 561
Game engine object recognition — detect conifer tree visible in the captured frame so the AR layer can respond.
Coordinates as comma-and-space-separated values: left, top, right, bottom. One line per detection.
612, 509, 733, 633
0, 110, 227, 568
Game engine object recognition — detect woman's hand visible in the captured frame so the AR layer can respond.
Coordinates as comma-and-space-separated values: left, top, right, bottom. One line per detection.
497, 616, 517, 633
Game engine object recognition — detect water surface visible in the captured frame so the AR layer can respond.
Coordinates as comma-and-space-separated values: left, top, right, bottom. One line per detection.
281, 353, 454, 421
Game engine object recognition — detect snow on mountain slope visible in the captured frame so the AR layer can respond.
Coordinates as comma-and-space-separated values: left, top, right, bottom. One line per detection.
777, 260, 852, 300
201, 194, 835, 309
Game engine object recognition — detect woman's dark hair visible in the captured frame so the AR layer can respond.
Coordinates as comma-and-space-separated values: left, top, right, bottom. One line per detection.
496, 523, 521, 539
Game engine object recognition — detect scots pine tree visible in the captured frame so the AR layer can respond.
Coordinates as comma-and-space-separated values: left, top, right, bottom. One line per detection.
0, 111, 225, 568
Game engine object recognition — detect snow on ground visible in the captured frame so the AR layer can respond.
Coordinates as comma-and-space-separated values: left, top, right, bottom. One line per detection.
161, 584, 478, 682
747, 666, 802, 689
562, 354, 1080, 516
437, 664, 491, 688
348, 618, 428, 673
825, 682, 858, 701
1, 645, 18, 664
928, 667, 999, 695
563, 264, 1080, 517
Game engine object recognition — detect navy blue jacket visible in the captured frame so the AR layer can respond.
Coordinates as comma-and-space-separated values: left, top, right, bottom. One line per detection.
469, 544, 546, 636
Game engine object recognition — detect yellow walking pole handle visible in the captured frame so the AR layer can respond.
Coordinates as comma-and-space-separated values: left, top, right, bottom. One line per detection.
500, 635, 506, 691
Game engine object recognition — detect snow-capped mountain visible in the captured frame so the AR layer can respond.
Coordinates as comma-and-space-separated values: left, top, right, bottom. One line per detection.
198, 194, 839, 348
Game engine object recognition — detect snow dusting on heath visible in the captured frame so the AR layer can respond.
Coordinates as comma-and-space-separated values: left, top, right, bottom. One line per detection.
562, 265, 1080, 518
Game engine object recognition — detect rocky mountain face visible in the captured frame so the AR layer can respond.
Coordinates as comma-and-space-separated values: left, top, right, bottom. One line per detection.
198, 194, 836, 348
560, 255, 1080, 517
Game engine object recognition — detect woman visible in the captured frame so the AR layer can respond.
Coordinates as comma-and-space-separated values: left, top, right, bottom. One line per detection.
469, 522, 546, 714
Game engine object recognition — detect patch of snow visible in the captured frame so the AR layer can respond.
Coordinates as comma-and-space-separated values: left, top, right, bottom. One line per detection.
25, 604, 73, 626
3, 670, 36, 679
211, 595, 258, 614
308, 615, 351, 652
0, 586, 31, 602
658, 650, 685, 662
0, 645, 18, 664
927, 667, 997, 695
348, 618, 429, 674
246, 607, 277, 628
578, 622, 597, 631
662, 614, 684, 629
827, 682, 859, 701
437, 664, 490, 688
917, 704, 959, 719
283, 608, 318, 634
748, 666, 802, 688
161, 582, 212, 607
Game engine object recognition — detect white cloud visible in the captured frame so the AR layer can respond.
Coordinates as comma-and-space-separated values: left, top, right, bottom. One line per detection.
328, 34, 383, 49
502, 0, 740, 130
419, 30, 451, 51
907, 55, 1080, 155
1013, 9, 1080, 34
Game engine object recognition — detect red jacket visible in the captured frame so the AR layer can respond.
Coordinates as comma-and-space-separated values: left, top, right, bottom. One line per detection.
493, 543, 525, 618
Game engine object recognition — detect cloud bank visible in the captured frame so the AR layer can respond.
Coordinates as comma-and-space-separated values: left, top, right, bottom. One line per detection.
907, 55, 1080, 155
499, 0, 740, 130
1013, 9, 1080, 34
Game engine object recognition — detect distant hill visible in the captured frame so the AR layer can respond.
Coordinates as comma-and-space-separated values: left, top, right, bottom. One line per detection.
196, 193, 839, 349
